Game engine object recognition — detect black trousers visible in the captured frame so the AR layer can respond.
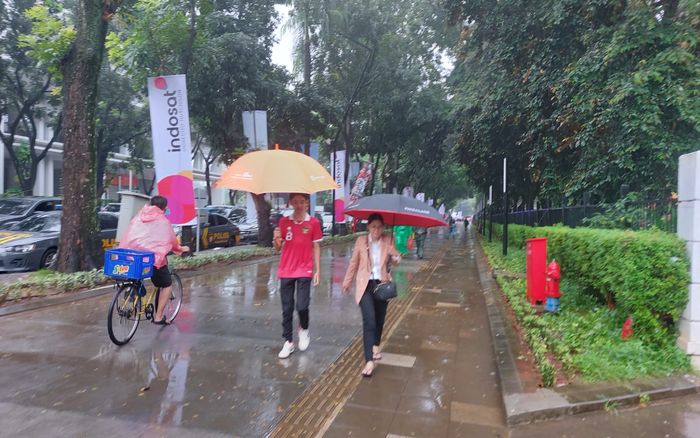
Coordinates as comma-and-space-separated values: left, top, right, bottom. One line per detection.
415, 234, 426, 259
358, 280, 389, 362
280, 277, 311, 342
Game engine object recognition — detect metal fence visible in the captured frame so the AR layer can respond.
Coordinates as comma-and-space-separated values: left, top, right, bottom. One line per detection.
476, 199, 677, 234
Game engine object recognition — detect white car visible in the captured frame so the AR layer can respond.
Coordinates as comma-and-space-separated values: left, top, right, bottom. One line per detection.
322, 213, 333, 234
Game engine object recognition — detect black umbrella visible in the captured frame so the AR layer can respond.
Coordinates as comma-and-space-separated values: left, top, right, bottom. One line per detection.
344, 194, 447, 227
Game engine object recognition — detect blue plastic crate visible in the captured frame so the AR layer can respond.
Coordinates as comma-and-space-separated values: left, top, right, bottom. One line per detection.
104, 248, 155, 280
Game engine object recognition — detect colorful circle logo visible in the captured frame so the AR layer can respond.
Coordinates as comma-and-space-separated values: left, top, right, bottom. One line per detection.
158, 175, 195, 224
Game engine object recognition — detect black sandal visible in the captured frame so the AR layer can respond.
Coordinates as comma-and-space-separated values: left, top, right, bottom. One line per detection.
152, 317, 168, 325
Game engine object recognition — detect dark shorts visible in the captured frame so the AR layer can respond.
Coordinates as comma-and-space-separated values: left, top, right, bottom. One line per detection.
151, 265, 172, 288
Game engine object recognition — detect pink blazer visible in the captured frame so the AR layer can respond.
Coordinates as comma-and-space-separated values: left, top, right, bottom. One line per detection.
342, 235, 401, 303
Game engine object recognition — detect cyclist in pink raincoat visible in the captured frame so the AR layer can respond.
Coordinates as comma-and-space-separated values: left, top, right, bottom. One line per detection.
120, 196, 189, 324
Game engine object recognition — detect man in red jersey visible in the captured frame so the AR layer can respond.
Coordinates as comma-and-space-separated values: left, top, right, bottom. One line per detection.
273, 193, 322, 358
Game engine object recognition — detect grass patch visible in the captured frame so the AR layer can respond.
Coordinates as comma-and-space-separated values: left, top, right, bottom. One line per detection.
482, 238, 690, 383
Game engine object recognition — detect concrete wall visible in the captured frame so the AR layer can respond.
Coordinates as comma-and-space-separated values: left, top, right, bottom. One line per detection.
677, 150, 700, 369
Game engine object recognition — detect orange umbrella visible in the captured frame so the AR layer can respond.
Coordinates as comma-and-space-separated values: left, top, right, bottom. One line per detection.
215, 148, 338, 194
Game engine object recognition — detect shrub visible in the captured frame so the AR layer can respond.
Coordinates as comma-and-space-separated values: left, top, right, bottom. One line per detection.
489, 223, 689, 346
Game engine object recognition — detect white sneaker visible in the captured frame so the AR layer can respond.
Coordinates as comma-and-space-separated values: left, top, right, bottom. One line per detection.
278, 341, 295, 359
298, 329, 310, 351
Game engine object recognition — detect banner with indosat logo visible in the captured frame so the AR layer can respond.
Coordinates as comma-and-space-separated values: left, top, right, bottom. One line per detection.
147, 75, 196, 225
331, 150, 346, 223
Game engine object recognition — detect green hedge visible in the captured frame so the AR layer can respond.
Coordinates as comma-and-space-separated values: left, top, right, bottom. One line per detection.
490, 223, 689, 345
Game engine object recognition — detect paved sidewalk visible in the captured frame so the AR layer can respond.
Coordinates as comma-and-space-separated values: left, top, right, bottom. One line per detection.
276, 227, 700, 438
274, 230, 506, 437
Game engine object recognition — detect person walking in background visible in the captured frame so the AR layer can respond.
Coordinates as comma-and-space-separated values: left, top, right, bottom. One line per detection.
393, 225, 412, 254
343, 213, 401, 377
273, 193, 323, 359
414, 226, 427, 259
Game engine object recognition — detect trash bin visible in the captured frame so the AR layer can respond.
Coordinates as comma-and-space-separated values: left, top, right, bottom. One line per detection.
116, 192, 151, 243
526, 237, 547, 305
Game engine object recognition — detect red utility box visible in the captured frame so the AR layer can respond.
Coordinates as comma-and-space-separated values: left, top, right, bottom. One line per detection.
526, 238, 547, 305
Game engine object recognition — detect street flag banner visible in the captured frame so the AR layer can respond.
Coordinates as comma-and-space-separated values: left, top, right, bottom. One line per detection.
147, 74, 196, 225
416, 192, 425, 202
350, 162, 373, 203
331, 150, 346, 223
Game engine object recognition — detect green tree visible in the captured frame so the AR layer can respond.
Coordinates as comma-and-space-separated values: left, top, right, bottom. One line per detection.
0, 2, 69, 195
94, 63, 148, 199
444, 0, 700, 206
57, 0, 128, 272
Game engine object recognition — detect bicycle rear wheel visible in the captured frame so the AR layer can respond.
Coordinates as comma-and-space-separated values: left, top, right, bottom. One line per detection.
162, 273, 183, 323
108, 283, 141, 345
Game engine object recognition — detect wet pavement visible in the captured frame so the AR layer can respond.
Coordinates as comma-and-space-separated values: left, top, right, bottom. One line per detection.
0, 238, 423, 437
1, 226, 700, 437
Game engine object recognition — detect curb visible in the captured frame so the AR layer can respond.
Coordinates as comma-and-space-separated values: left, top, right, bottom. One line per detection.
474, 237, 700, 425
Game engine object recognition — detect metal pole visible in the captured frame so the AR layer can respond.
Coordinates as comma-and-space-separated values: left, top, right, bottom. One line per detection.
196, 209, 201, 253
488, 185, 493, 242
502, 158, 508, 257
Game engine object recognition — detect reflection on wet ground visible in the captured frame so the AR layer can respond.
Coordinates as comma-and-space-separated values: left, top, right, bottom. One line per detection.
0, 239, 424, 437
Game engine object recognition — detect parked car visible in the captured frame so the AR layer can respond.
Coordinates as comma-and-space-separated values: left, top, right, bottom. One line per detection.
176, 213, 241, 250
101, 203, 121, 213
269, 208, 293, 229
205, 205, 247, 223
321, 213, 333, 235
0, 197, 62, 229
237, 217, 259, 243
0, 211, 117, 272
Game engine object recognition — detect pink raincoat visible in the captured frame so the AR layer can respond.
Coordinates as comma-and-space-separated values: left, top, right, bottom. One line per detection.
119, 205, 185, 268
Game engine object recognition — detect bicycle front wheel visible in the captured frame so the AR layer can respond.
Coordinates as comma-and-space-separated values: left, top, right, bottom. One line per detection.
162, 273, 183, 323
108, 284, 141, 346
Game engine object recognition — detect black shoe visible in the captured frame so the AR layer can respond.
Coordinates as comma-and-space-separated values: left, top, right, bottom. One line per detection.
152, 317, 168, 325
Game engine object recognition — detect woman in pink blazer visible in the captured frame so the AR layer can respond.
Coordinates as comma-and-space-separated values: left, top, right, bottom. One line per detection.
342, 213, 401, 377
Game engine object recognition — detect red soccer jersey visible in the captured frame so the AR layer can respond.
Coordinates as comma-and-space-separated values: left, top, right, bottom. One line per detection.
277, 214, 323, 278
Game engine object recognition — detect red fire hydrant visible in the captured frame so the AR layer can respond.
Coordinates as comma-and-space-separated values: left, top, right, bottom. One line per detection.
544, 259, 561, 312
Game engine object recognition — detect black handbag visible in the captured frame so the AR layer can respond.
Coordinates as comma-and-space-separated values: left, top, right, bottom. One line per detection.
373, 281, 397, 301
366, 236, 398, 301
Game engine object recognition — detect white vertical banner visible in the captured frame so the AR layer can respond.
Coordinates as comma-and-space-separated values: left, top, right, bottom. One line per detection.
242, 111, 268, 218
242, 111, 268, 149
147, 74, 196, 225
331, 150, 346, 223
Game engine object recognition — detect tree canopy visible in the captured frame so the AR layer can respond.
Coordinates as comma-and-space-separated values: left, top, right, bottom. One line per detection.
445, 0, 700, 205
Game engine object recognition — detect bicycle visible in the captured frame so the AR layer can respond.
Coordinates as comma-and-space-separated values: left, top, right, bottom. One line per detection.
107, 274, 183, 345
104, 248, 183, 346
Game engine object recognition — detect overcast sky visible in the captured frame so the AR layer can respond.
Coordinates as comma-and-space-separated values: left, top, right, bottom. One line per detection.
271, 4, 294, 74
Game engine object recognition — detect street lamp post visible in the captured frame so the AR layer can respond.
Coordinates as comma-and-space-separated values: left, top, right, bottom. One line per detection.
488, 184, 493, 242
502, 158, 508, 257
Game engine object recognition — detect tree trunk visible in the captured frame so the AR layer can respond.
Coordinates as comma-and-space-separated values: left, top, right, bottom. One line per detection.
253, 193, 272, 247
56, 0, 112, 273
